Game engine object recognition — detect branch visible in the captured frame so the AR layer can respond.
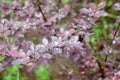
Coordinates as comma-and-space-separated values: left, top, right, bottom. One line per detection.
96, 60, 105, 78
104, 23, 120, 62
34, 0, 47, 22
113, 23, 120, 41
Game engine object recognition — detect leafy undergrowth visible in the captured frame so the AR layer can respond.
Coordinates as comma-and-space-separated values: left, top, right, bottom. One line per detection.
0, 0, 120, 80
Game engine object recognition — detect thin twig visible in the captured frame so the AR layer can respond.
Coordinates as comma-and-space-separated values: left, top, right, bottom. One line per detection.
34, 0, 47, 22
97, 60, 105, 78
104, 23, 120, 62
113, 23, 120, 40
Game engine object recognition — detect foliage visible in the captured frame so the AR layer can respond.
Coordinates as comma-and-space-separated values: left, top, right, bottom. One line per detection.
35, 65, 50, 80
0, 65, 26, 80
0, 0, 120, 80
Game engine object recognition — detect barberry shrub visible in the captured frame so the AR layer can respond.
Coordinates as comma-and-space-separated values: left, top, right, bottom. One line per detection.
0, 0, 120, 80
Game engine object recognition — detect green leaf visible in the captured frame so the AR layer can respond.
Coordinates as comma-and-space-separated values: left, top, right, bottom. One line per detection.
10, 13, 15, 18
21, 0, 26, 4
17, 68, 20, 80
62, 24, 67, 29
103, 19, 107, 29
35, 65, 50, 80
0, 56, 4, 62
114, 22, 119, 27
6, 0, 13, 4
91, 37, 97, 44
63, 1, 69, 6
9, 37, 14, 42
108, 13, 117, 19
107, 1, 113, 6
